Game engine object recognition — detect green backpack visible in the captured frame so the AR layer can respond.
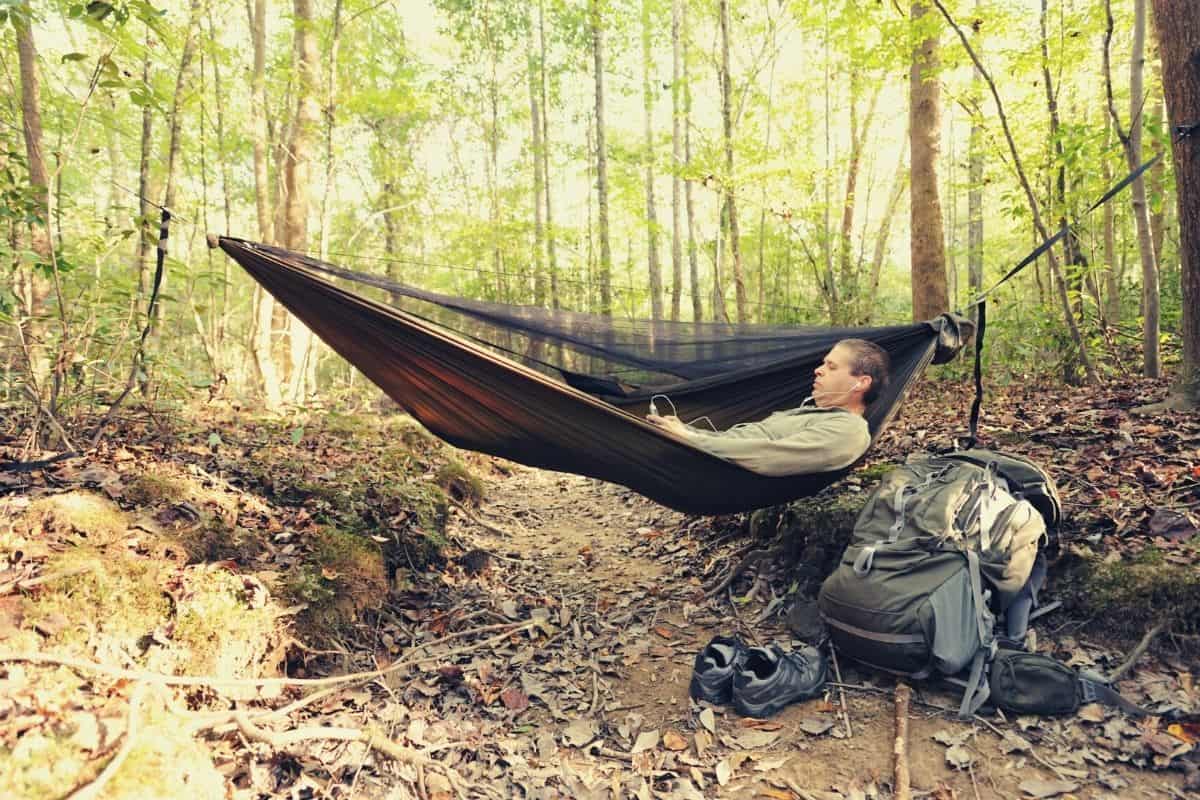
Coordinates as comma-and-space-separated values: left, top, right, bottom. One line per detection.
818, 450, 1054, 718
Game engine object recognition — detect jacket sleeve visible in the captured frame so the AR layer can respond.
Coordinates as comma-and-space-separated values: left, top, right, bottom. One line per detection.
682, 414, 870, 477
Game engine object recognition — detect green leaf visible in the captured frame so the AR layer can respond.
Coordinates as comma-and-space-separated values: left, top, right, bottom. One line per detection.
62, 52, 89, 62
207, 432, 223, 449
290, 426, 305, 445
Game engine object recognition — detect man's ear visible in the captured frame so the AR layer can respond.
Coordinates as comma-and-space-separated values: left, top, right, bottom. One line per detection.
856, 375, 872, 394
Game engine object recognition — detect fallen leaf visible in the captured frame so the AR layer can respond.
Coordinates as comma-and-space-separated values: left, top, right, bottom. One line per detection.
758, 790, 793, 800
798, 717, 835, 736
1148, 509, 1198, 541
1167, 722, 1200, 746
715, 758, 732, 786
562, 718, 598, 748
945, 744, 974, 770
501, 687, 529, 712
631, 729, 659, 753
663, 730, 688, 751
698, 707, 716, 734
1077, 703, 1106, 722
1018, 778, 1079, 798
933, 729, 971, 747
734, 729, 780, 749
999, 731, 1032, 754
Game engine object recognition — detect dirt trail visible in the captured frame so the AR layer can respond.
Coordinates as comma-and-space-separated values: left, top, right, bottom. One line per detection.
470, 464, 1189, 800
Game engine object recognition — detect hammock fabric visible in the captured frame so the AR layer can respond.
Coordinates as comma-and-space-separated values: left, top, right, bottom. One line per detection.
216, 236, 971, 514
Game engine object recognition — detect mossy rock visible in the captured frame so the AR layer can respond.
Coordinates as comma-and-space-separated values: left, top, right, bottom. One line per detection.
19, 491, 130, 546
26, 546, 172, 651
286, 527, 388, 638
122, 471, 189, 507
165, 516, 267, 564
1054, 546, 1200, 635
436, 459, 485, 507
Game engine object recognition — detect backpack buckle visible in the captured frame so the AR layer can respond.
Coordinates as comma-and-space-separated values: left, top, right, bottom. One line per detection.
853, 546, 876, 576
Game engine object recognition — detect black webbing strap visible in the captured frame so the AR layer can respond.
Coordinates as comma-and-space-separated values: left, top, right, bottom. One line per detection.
1085, 152, 1161, 214
969, 225, 1069, 307
146, 208, 169, 328
1080, 677, 1152, 717
965, 299, 986, 449
956, 146, 1171, 445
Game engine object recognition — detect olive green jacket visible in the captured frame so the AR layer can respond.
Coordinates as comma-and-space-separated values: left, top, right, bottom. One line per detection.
681, 406, 870, 477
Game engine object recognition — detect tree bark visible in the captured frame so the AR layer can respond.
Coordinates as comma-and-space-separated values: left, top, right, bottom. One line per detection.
670, 0, 683, 321
866, 148, 909, 322
1105, 0, 1161, 377
682, 0, 701, 322
839, 77, 880, 322
1102, 111, 1120, 323
318, 0, 344, 263
538, 0, 559, 310
209, 8, 233, 371
1149, 0, 1199, 404
158, 0, 203, 332
718, 0, 746, 323
13, 11, 51, 385
590, 0, 613, 316
909, 2, 950, 322
284, 0, 320, 403
642, 0, 663, 320
246, 0, 282, 408
526, 12, 547, 307
968, 7, 984, 322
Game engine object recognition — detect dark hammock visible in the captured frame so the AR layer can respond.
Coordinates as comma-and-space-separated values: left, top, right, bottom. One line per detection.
215, 236, 971, 514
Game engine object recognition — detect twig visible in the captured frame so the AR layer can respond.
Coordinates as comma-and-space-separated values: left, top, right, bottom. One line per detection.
21, 385, 79, 453
1106, 621, 1167, 683
233, 710, 427, 764
894, 683, 912, 800
451, 499, 519, 539
829, 644, 853, 738
67, 683, 147, 800
704, 544, 778, 598
0, 620, 535, 690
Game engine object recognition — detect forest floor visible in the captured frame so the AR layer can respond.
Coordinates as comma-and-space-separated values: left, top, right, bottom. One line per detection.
1, 376, 1199, 799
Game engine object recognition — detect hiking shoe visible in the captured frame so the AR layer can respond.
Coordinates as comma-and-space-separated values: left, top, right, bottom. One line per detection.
689, 635, 747, 704
732, 644, 828, 719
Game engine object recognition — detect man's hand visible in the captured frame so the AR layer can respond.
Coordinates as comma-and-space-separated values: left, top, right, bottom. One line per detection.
646, 413, 689, 436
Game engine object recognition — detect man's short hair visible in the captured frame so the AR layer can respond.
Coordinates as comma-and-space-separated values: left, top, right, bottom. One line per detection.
838, 339, 890, 406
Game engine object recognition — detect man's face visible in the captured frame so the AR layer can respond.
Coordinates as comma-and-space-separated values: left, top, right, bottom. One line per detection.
812, 344, 863, 409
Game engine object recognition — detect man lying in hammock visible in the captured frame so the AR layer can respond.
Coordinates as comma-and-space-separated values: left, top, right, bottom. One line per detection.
646, 339, 890, 477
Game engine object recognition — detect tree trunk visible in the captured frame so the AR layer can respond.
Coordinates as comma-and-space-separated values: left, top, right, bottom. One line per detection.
968, 10, 984, 323
158, 0, 203, 332
682, 0, 701, 322
526, 13, 547, 307
1149, 0, 1199, 404
1102, 112, 1120, 323
839, 76, 880, 321
209, 8, 233, 372
670, 0, 683, 321
284, 0, 320, 403
246, 0, 282, 408
591, 0, 613, 316
718, 0, 746, 323
538, 0, 559, 310
13, 12, 51, 385
1105, 0, 1160, 377
318, 0, 344, 263
866, 147, 909, 322
910, 2, 950, 322
642, 0, 663, 320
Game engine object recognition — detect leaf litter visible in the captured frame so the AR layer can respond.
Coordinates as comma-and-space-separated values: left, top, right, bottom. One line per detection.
0, 380, 1197, 798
